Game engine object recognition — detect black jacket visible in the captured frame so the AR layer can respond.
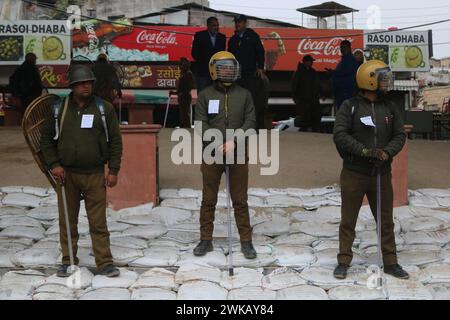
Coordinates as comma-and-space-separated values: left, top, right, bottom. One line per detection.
9, 62, 42, 104
191, 30, 226, 77
228, 28, 265, 75
291, 63, 320, 102
333, 93, 406, 176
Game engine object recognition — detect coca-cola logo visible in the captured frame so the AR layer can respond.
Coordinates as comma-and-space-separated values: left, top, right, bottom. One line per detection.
136, 31, 178, 45
297, 37, 353, 56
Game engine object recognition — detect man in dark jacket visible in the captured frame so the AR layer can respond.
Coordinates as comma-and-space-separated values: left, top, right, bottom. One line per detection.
228, 14, 265, 129
191, 16, 226, 92
333, 60, 409, 280
92, 53, 122, 104
9, 52, 43, 108
331, 40, 360, 110
291, 55, 321, 132
177, 57, 195, 128
41, 65, 123, 278
194, 51, 257, 259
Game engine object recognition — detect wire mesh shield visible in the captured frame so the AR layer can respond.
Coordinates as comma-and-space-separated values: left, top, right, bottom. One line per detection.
22, 94, 60, 189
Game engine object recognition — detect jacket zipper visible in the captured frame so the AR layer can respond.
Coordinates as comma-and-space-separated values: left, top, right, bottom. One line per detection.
371, 102, 378, 175
224, 91, 229, 128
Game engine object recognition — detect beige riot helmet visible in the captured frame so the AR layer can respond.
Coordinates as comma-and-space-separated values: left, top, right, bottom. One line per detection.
356, 60, 394, 92
209, 51, 240, 86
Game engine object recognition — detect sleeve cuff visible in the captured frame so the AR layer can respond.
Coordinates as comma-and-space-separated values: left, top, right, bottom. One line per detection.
50, 162, 61, 169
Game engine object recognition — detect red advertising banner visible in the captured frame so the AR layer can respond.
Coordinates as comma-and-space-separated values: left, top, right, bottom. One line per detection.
73, 24, 364, 71
37, 65, 69, 88
121, 64, 181, 88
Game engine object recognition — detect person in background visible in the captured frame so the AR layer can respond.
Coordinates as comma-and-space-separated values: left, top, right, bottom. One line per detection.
191, 16, 226, 92
331, 40, 360, 111
291, 55, 321, 132
353, 49, 365, 66
177, 57, 195, 128
92, 53, 122, 104
9, 52, 43, 109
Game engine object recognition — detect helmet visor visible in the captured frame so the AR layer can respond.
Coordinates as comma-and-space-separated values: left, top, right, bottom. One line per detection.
215, 59, 240, 83
375, 67, 394, 92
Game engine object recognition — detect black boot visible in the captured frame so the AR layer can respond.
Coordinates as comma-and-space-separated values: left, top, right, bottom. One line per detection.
384, 264, 410, 279
193, 240, 213, 256
99, 265, 120, 278
241, 241, 257, 259
56, 264, 70, 278
333, 263, 349, 279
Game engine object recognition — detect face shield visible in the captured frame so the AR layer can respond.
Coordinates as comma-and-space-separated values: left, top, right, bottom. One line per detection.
215, 58, 240, 84
375, 67, 394, 92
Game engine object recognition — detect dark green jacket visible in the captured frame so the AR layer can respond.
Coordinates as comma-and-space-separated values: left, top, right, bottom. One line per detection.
41, 94, 122, 175
195, 82, 256, 139
333, 93, 406, 176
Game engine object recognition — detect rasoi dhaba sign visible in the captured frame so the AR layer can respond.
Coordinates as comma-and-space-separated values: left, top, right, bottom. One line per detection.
364, 30, 431, 72
72, 23, 364, 71
0, 21, 70, 65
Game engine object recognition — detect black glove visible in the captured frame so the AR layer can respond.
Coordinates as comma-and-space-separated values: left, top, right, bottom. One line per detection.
362, 148, 388, 160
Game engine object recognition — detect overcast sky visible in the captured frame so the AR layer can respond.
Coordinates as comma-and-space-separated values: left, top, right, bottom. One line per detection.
209, 0, 450, 58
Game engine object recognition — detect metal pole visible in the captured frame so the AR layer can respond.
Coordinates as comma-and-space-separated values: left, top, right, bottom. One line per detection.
163, 92, 171, 128
61, 182, 75, 268
225, 165, 234, 277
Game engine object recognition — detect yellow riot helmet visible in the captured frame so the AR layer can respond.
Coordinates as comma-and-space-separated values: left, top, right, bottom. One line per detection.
209, 51, 240, 86
356, 60, 394, 92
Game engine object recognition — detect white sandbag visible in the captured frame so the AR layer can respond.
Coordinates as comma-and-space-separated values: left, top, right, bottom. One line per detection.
248, 188, 272, 197
116, 203, 154, 219
72, 248, 96, 268
150, 207, 192, 226
291, 221, 339, 238
0, 216, 43, 229
129, 247, 179, 267
312, 240, 340, 251
359, 231, 404, 250
273, 233, 316, 246
409, 196, 440, 208
175, 263, 222, 285
386, 278, 433, 300
0, 249, 16, 267
178, 188, 201, 198
253, 215, 290, 236
402, 230, 450, 246
310, 185, 339, 196
301, 196, 335, 210
178, 280, 228, 300
441, 248, 450, 264
220, 268, 263, 290
299, 266, 355, 289
80, 288, 131, 300
0, 270, 46, 300
131, 288, 176, 300
92, 268, 139, 289
410, 207, 450, 222
231, 252, 276, 268
395, 250, 442, 267
131, 268, 177, 291
0, 207, 28, 217
261, 267, 306, 290
2, 193, 42, 208
34, 284, 75, 296
436, 197, 450, 208
106, 221, 131, 232
314, 206, 342, 223
328, 285, 386, 300
247, 196, 266, 208
159, 189, 179, 199
393, 206, 415, 221
397, 244, 443, 253
33, 267, 93, 290
168, 222, 201, 233
161, 198, 199, 211
45, 222, 90, 237
110, 236, 148, 250
39, 195, 58, 206
400, 216, 448, 233
273, 245, 316, 267
426, 284, 450, 300
0, 186, 24, 193
265, 195, 302, 208
416, 188, 450, 198
117, 214, 163, 226
228, 286, 276, 300
419, 264, 450, 284
11, 248, 60, 268
276, 285, 329, 300
162, 231, 200, 244
314, 248, 365, 266
267, 188, 288, 195
285, 188, 313, 197
33, 292, 76, 300
27, 206, 59, 221
0, 238, 33, 247
110, 246, 143, 266
122, 224, 168, 240
176, 250, 226, 268
0, 226, 45, 240
22, 187, 49, 197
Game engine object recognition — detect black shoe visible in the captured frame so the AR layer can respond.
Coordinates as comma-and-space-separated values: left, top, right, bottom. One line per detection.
193, 240, 213, 256
241, 241, 257, 259
99, 265, 120, 278
333, 263, 349, 279
384, 264, 410, 279
56, 264, 70, 278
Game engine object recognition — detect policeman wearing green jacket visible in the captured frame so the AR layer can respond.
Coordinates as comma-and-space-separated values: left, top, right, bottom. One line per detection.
333, 60, 409, 280
41, 65, 123, 278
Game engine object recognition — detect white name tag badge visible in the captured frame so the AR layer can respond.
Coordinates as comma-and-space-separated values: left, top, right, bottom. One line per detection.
208, 100, 220, 114
360, 116, 375, 127
81, 114, 94, 128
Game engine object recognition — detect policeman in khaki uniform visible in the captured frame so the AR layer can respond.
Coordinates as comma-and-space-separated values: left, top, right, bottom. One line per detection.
333, 60, 409, 280
194, 51, 257, 259
41, 65, 123, 277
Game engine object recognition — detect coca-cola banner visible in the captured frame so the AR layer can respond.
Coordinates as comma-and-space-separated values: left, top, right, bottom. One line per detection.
72, 24, 364, 71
